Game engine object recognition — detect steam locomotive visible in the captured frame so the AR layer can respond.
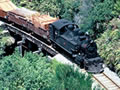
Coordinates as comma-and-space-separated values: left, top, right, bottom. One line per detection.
0, 0, 104, 73
50, 19, 103, 73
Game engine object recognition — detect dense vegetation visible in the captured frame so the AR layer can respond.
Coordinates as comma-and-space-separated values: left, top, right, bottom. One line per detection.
0, 27, 15, 56
81, 0, 115, 38
50, 60, 93, 90
96, 1, 120, 77
0, 49, 94, 90
96, 18, 120, 77
0, 51, 53, 89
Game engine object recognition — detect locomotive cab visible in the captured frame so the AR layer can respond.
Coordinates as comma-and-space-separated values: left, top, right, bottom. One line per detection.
50, 19, 80, 54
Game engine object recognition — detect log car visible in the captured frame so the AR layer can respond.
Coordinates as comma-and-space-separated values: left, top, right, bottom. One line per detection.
7, 8, 58, 41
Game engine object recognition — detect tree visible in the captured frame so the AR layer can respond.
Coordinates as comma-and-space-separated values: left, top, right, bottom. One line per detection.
113, 0, 120, 17
80, 0, 115, 38
96, 18, 120, 77
0, 50, 95, 89
50, 61, 93, 90
0, 51, 54, 89
56, 0, 81, 21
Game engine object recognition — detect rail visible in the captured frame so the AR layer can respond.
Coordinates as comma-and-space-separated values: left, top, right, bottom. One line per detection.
93, 72, 120, 90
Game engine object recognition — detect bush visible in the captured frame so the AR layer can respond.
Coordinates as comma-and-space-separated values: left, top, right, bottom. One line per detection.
50, 61, 93, 90
0, 51, 54, 90
0, 49, 95, 90
0, 27, 15, 56
80, 0, 115, 38
96, 20, 120, 76
112, 0, 120, 17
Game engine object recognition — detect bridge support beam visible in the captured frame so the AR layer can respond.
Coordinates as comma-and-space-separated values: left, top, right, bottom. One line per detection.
33, 48, 42, 54
17, 37, 25, 56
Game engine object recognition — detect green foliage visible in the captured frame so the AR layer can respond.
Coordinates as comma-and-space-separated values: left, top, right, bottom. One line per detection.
12, 0, 60, 16
0, 51, 54, 89
50, 59, 62, 72
50, 61, 93, 90
1, 36, 14, 46
0, 28, 4, 55
96, 20, 120, 77
112, 0, 120, 16
0, 27, 15, 56
57, 0, 81, 21
0, 50, 94, 90
12, 0, 81, 20
109, 18, 120, 29
81, 0, 115, 37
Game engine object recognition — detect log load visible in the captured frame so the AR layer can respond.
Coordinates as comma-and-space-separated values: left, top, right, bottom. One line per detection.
0, 0, 17, 18
7, 8, 58, 40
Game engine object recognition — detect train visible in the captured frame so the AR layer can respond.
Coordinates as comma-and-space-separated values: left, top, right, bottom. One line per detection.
0, 0, 104, 73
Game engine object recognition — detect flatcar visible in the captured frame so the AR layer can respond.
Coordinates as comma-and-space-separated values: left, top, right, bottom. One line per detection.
7, 8, 58, 42
0, 0, 104, 73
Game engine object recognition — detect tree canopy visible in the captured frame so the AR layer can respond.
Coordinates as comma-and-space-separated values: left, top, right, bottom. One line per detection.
0, 49, 94, 89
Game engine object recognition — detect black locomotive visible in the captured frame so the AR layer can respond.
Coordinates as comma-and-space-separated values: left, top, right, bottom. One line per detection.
50, 19, 103, 73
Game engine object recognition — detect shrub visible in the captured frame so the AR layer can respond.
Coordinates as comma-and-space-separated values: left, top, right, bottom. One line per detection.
0, 50, 95, 90
50, 61, 93, 90
96, 20, 120, 77
0, 27, 15, 57
0, 51, 54, 90
112, 0, 120, 16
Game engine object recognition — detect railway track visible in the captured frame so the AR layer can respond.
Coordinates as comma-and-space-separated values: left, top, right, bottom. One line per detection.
93, 71, 120, 90
81, 68, 120, 90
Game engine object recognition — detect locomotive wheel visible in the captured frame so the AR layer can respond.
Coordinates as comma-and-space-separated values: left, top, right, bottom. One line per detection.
75, 60, 84, 69
52, 43, 57, 49
74, 56, 84, 69
79, 62, 84, 69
